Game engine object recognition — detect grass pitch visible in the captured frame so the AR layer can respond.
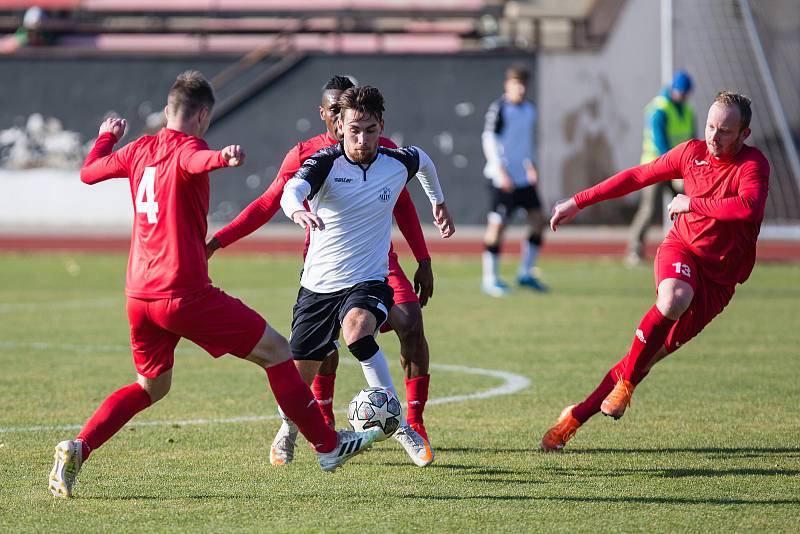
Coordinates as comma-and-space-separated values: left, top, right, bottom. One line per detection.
0, 251, 798, 533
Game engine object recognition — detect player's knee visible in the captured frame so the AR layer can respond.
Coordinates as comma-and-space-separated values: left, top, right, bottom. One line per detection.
342, 310, 376, 345
138, 371, 171, 403
248, 326, 291, 368
657, 288, 693, 319
347, 335, 380, 362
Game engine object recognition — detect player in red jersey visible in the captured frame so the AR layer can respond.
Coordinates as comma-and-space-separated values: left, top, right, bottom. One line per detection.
540, 91, 770, 450
48, 72, 379, 498
207, 75, 438, 465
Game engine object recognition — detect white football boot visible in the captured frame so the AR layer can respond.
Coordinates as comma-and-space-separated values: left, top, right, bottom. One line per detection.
49, 440, 83, 498
269, 414, 299, 466
393, 425, 435, 467
317, 428, 381, 472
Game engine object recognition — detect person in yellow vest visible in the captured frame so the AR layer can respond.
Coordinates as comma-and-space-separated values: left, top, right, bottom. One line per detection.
627, 71, 695, 266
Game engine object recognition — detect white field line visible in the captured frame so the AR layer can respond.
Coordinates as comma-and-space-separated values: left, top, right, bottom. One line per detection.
0, 341, 531, 434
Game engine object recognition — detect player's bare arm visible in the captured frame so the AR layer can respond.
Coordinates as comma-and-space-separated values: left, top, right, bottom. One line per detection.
550, 197, 579, 231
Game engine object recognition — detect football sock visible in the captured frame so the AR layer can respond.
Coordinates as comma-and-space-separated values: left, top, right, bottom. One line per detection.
622, 305, 676, 382
76, 382, 152, 460
405, 374, 430, 428
265, 360, 337, 453
482, 249, 499, 285
571, 365, 619, 424
359, 350, 406, 426
519, 235, 541, 277
312, 373, 336, 428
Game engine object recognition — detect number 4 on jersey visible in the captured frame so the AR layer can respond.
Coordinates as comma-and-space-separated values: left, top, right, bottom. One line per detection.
135, 166, 159, 223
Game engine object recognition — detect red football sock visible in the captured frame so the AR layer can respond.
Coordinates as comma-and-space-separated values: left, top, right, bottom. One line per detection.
76, 382, 152, 460
571, 360, 624, 424
622, 305, 676, 383
266, 360, 337, 453
404, 374, 430, 428
312, 373, 336, 429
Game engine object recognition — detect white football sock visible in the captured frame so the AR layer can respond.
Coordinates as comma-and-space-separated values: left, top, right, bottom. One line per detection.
519, 240, 539, 277
360, 349, 406, 426
482, 251, 499, 285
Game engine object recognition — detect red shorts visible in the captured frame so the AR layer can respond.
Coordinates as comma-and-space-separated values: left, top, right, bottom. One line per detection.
655, 241, 735, 352
379, 249, 419, 333
126, 286, 267, 378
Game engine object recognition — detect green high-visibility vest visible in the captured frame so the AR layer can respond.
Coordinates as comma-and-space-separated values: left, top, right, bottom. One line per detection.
640, 95, 694, 164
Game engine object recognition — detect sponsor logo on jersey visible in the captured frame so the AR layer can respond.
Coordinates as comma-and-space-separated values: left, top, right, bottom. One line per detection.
334, 177, 353, 183
378, 187, 391, 202
635, 328, 647, 344
694, 159, 709, 166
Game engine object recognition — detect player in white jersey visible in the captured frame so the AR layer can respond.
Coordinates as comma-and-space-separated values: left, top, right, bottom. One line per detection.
481, 64, 548, 296
280, 86, 455, 467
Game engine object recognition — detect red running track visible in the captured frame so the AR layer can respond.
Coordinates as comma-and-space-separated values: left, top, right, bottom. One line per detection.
0, 234, 798, 261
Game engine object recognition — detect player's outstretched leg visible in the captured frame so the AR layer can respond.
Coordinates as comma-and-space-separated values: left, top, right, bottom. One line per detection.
49, 376, 161, 497
250, 324, 378, 472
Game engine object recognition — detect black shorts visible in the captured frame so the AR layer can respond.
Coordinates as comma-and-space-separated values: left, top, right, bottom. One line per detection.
489, 184, 542, 222
290, 280, 394, 361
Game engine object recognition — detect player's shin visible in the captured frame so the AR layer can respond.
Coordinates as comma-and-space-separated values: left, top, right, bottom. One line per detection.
265, 360, 337, 453
76, 382, 152, 459
405, 374, 429, 427
350, 336, 405, 425
312, 373, 336, 428
623, 305, 676, 382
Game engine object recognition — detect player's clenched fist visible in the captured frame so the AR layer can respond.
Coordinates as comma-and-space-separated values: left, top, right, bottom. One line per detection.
221, 145, 245, 167
99, 117, 127, 141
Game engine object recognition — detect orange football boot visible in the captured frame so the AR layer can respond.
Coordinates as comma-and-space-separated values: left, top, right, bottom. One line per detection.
600, 376, 635, 419
540, 405, 581, 451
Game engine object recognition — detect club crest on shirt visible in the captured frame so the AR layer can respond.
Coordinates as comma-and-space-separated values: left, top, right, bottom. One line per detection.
378, 187, 392, 202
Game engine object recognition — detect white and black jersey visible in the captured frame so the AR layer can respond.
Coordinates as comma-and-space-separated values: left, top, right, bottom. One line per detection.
281, 143, 444, 293
482, 96, 537, 189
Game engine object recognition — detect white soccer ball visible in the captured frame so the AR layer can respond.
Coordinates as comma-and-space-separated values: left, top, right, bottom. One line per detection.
347, 387, 402, 441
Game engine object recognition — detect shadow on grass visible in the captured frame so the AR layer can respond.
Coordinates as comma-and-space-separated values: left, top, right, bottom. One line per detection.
439, 446, 800, 458
401, 494, 800, 506
568, 447, 800, 457
543, 466, 800, 478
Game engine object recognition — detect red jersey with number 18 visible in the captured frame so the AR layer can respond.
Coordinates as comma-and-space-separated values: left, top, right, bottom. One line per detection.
81, 128, 229, 299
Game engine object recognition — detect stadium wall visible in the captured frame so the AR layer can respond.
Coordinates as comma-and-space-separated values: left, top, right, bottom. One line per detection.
537, 0, 661, 224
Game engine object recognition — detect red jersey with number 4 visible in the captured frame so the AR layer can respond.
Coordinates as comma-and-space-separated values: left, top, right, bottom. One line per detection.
81, 128, 229, 299
574, 139, 770, 286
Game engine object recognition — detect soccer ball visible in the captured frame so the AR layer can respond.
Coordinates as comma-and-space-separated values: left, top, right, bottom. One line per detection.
347, 387, 402, 441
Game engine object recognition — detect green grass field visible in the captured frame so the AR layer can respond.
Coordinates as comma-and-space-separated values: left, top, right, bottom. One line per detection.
1, 251, 799, 533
